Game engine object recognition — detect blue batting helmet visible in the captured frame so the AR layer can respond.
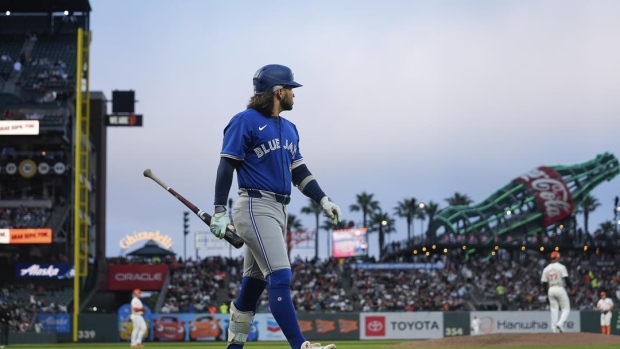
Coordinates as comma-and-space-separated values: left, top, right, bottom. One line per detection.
253, 64, 302, 94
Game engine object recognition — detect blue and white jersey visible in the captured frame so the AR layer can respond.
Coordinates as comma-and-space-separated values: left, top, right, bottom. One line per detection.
220, 108, 303, 195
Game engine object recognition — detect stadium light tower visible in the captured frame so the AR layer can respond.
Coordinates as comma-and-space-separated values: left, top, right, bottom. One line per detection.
378, 220, 388, 259
615, 196, 620, 240
183, 211, 190, 261
418, 202, 426, 238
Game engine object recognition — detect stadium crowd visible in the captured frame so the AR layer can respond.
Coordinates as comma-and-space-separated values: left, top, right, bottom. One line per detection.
0, 282, 70, 333
155, 246, 619, 314
0, 206, 51, 229
1, 245, 618, 335
470, 249, 620, 311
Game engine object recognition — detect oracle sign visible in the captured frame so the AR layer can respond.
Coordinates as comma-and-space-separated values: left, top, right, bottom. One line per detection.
108, 264, 169, 290
513, 166, 574, 227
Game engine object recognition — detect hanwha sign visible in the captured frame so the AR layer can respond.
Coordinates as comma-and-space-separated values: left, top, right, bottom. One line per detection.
471, 311, 580, 334
479, 316, 495, 334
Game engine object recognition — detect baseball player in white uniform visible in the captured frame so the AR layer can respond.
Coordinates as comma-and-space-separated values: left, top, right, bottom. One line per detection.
540, 251, 572, 333
597, 291, 614, 335
130, 289, 147, 347
470, 316, 480, 335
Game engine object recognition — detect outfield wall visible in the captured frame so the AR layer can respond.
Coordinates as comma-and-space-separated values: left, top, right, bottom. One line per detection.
22, 310, 619, 344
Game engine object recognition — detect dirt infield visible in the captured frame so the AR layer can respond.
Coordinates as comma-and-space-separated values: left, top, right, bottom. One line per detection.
394, 332, 620, 347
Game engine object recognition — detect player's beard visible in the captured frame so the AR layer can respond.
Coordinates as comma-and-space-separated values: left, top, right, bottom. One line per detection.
280, 95, 293, 111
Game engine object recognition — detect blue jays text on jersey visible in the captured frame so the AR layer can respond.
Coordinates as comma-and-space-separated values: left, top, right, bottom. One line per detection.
253, 138, 297, 159
220, 108, 303, 196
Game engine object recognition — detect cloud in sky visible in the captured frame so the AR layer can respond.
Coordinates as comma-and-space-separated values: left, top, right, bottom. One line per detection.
89, 0, 619, 259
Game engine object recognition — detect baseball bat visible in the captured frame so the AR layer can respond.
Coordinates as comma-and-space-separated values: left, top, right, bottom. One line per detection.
143, 168, 244, 249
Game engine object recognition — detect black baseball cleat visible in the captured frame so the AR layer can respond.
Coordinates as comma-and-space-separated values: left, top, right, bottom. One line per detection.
556, 324, 564, 333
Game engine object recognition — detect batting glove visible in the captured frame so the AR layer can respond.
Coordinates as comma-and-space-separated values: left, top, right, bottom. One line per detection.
210, 206, 229, 239
320, 196, 342, 225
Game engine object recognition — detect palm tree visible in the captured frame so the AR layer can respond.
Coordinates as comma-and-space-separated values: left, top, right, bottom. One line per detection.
301, 198, 322, 259
320, 218, 348, 231
349, 192, 380, 228
598, 221, 614, 235
445, 192, 473, 206
286, 214, 304, 260
394, 198, 418, 241
581, 195, 600, 236
424, 201, 440, 239
369, 211, 396, 258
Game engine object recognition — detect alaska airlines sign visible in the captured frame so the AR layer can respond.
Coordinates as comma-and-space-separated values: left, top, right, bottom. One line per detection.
119, 231, 173, 249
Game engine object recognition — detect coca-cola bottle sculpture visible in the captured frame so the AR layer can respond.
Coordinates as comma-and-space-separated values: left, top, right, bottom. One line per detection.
428, 153, 619, 244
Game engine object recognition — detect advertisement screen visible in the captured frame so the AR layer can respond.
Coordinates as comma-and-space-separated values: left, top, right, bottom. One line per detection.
0, 228, 52, 244
0, 120, 40, 135
108, 264, 169, 291
332, 228, 368, 258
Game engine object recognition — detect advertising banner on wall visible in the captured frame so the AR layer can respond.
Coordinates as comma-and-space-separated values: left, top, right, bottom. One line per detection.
470, 311, 581, 334
108, 264, 169, 291
0, 228, 52, 244
298, 313, 359, 341
360, 312, 443, 340
117, 304, 153, 342
16, 263, 74, 279
37, 313, 71, 333
143, 313, 229, 342
139, 313, 358, 342
0, 120, 40, 135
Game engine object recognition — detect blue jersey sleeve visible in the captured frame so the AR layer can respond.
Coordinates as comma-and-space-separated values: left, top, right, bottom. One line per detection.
291, 123, 303, 168
221, 116, 252, 160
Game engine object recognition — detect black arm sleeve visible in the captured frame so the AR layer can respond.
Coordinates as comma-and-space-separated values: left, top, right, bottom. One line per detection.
541, 281, 548, 293
563, 276, 572, 289
292, 164, 326, 203
214, 157, 240, 206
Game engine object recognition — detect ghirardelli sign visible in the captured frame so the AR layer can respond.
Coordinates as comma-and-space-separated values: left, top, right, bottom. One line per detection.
119, 231, 173, 249
108, 264, 169, 291
514, 166, 574, 227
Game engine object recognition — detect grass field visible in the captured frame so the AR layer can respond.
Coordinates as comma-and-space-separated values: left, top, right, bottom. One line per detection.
6, 342, 619, 349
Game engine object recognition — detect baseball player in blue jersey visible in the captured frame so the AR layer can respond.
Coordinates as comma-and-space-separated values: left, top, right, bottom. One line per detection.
210, 64, 341, 349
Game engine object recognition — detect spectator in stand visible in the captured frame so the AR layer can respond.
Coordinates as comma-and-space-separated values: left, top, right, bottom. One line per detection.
0, 301, 10, 347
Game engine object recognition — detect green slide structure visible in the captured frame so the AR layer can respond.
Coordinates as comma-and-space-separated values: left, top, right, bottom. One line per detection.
428, 153, 619, 247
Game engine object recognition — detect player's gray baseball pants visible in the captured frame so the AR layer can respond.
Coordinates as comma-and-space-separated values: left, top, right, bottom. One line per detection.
232, 189, 290, 280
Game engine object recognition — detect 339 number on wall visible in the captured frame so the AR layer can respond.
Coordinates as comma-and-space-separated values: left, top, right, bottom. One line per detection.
78, 330, 96, 339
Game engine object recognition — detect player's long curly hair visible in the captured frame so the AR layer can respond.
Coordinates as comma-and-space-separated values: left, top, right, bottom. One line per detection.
247, 91, 276, 116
